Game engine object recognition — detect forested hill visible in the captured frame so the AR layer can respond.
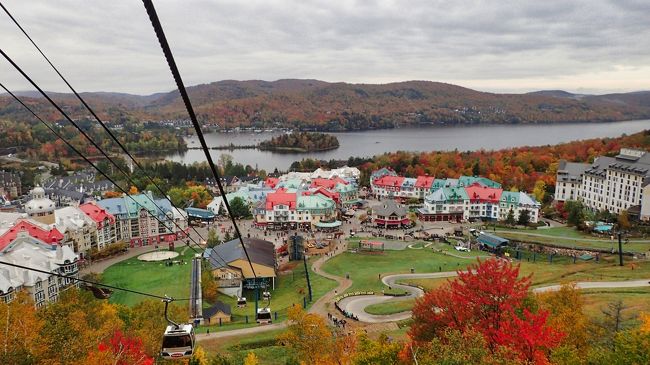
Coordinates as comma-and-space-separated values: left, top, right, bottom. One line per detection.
2, 80, 650, 131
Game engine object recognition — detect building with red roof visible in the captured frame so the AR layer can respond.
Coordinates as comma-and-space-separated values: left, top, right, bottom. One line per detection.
79, 202, 117, 251
463, 183, 503, 220
370, 175, 405, 199
264, 191, 297, 211
310, 187, 340, 204
0, 219, 64, 251
264, 177, 280, 189
310, 177, 348, 190
415, 175, 436, 198
254, 191, 337, 230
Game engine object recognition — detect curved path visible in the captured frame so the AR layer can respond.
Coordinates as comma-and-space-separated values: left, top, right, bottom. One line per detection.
339, 272, 458, 322
338, 272, 650, 323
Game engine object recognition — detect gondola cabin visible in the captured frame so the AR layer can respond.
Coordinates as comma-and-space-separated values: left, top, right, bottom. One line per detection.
262, 291, 271, 300
257, 307, 272, 324
236, 296, 247, 308
161, 324, 195, 360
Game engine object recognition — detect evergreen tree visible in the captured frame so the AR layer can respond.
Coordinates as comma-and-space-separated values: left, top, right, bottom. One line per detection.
505, 209, 516, 225
229, 197, 251, 218
517, 209, 530, 226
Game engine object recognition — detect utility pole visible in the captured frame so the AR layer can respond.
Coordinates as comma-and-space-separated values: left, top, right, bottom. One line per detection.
303, 255, 313, 302
617, 231, 624, 267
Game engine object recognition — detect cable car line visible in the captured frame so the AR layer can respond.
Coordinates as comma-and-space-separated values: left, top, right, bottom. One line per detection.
0, 1, 211, 248
0, 260, 192, 301
0, 48, 193, 246
0, 49, 222, 265
142, 0, 258, 279
0, 81, 231, 270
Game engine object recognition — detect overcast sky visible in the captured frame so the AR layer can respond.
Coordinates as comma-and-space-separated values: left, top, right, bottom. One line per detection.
1, 0, 649, 95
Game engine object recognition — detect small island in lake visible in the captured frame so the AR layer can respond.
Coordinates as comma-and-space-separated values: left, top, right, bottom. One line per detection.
258, 132, 340, 153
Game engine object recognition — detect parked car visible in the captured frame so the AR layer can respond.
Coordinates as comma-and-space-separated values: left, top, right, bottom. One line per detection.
454, 245, 470, 252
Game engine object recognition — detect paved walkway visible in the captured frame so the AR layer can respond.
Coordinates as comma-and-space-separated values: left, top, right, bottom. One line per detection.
80, 245, 157, 275
533, 279, 650, 293
308, 243, 352, 317
195, 323, 287, 340
338, 272, 459, 323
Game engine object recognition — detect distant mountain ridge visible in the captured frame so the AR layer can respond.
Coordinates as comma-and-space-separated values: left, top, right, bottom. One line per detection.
2, 79, 650, 131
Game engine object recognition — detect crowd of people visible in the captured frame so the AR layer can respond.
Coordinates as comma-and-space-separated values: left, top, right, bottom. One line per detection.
334, 301, 359, 321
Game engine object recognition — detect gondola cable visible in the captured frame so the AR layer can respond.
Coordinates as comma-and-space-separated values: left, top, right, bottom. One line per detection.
0, 260, 192, 301
0, 81, 231, 270
141, 0, 258, 280
0, 1, 212, 249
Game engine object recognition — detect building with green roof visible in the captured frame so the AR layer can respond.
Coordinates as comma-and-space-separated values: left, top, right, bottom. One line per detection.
458, 176, 502, 188
419, 187, 469, 222
499, 191, 541, 223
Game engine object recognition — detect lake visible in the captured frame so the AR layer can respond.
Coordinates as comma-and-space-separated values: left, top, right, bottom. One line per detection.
165, 119, 650, 171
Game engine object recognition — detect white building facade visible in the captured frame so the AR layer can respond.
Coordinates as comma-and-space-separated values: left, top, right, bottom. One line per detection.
555, 149, 650, 220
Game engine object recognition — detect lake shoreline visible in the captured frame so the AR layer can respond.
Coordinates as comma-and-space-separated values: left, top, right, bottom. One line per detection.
165, 119, 650, 171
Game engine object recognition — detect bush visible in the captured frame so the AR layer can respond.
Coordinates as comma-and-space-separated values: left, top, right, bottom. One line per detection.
88, 242, 129, 260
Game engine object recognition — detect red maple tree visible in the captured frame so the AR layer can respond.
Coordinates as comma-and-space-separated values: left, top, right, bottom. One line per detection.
409, 259, 563, 364
93, 330, 154, 365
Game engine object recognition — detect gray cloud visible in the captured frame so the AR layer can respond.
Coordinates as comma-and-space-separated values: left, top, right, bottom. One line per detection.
1, 0, 649, 95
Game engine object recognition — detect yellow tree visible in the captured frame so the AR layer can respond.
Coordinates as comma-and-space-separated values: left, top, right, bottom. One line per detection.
277, 305, 355, 365
532, 179, 546, 202
128, 300, 186, 358
190, 346, 210, 365
640, 312, 650, 334
536, 284, 589, 351
353, 333, 401, 365
0, 292, 46, 364
243, 352, 259, 365
129, 185, 139, 195
618, 210, 631, 230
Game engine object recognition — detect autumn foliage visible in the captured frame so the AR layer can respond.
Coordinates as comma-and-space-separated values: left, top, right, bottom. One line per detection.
277, 305, 356, 365
409, 259, 564, 364
86, 330, 153, 365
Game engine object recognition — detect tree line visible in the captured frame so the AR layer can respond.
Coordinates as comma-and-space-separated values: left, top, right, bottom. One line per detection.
259, 132, 340, 152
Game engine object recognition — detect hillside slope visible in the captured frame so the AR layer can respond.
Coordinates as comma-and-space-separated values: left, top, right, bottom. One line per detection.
2, 80, 649, 130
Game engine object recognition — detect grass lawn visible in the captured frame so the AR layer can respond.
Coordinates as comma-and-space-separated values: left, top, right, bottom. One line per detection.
581, 287, 650, 326
199, 328, 294, 365
321, 243, 485, 293
495, 227, 650, 253
370, 259, 650, 318
197, 258, 337, 333
102, 247, 195, 307
395, 258, 650, 291
365, 298, 416, 315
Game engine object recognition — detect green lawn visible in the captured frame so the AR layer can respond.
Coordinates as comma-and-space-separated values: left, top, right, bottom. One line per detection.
495, 227, 650, 253
395, 258, 650, 291
102, 247, 195, 307
321, 244, 484, 293
581, 287, 650, 326
365, 298, 416, 315
101, 248, 337, 332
